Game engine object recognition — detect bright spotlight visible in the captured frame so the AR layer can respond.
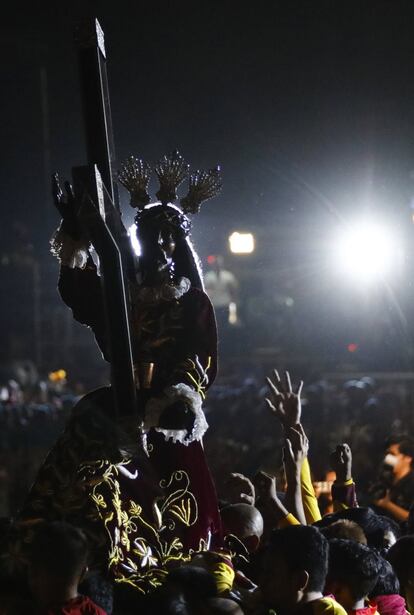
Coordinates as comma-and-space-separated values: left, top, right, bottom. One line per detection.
229, 232, 255, 254
335, 220, 398, 282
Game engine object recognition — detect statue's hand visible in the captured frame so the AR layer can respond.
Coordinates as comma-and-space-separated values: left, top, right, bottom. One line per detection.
52, 173, 81, 238
52, 173, 76, 216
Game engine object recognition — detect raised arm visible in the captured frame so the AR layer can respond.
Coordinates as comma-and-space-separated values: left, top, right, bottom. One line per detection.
50, 173, 106, 348
265, 369, 303, 428
330, 443, 358, 511
253, 471, 298, 541
265, 369, 321, 524
284, 424, 308, 525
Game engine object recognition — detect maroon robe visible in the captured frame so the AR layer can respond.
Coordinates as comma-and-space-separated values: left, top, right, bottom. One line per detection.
18, 261, 222, 593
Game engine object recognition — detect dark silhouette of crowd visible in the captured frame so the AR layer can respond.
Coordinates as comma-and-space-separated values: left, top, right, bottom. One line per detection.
1, 369, 414, 614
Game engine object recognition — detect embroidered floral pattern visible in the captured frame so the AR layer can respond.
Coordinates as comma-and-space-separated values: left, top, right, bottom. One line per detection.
81, 460, 201, 593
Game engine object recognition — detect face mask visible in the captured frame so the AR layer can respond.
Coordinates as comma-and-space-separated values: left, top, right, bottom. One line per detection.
384, 453, 398, 467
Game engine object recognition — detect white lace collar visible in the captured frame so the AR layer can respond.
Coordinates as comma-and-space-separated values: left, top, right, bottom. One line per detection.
136, 277, 191, 303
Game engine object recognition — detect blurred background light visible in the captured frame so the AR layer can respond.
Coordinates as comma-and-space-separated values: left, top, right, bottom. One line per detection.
347, 343, 359, 353
48, 369, 67, 382
229, 232, 255, 254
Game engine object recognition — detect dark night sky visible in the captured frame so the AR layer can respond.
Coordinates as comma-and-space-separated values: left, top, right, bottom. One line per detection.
2, 1, 414, 269
2, 1, 414, 371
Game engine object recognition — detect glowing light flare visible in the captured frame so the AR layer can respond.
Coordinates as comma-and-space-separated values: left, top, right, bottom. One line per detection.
334, 221, 398, 282
229, 232, 255, 254
129, 224, 141, 256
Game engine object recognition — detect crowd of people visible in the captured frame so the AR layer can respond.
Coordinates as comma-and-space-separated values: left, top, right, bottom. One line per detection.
0, 372, 412, 519
0, 369, 414, 614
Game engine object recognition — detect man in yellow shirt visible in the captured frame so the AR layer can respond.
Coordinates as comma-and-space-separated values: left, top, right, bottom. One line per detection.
259, 525, 346, 615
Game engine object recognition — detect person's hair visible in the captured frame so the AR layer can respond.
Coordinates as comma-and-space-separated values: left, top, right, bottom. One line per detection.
148, 566, 217, 614
79, 571, 113, 613
316, 507, 374, 532
369, 557, 400, 597
267, 526, 328, 593
29, 521, 89, 581
328, 539, 381, 601
164, 597, 191, 615
204, 597, 244, 614
147, 593, 191, 615
316, 507, 399, 553
167, 565, 218, 602
386, 435, 414, 463
319, 519, 367, 545
368, 516, 400, 554
387, 536, 414, 591
220, 504, 264, 538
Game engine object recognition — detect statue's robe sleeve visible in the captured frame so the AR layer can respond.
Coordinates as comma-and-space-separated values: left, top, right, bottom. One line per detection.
12, 390, 117, 574
58, 260, 109, 361
171, 288, 218, 393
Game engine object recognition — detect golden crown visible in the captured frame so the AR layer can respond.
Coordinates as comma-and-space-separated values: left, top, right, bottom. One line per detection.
118, 150, 222, 214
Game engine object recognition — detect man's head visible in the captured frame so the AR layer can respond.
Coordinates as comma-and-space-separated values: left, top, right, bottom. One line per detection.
220, 503, 264, 553
368, 515, 399, 555
149, 565, 218, 613
200, 597, 244, 614
385, 436, 414, 479
212, 255, 224, 273
319, 519, 367, 545
28, 522, 89, 605
387, 539, 414, 615
318, 507, 399, 555
326, 539, 381, 611
369, 557, 400, 598
260, 526, 328, 611
387, 536, 414, 603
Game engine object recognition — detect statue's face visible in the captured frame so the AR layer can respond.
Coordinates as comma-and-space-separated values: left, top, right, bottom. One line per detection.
140, 225, 177, 279
154, 228, 176, 272
158, 229, 176, 264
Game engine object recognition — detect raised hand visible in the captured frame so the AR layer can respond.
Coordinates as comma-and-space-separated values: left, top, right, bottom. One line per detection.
253, 470, 278, 504
253, 470, 289, 528
265, 369, 304, 429
52, 173, 82, 238
284, 423, 309, 472
52, 173, 76, 216
330, 443, 352, 482
226, 472, 255, 506
52, 172, 64, 209
283, 423, 308, 525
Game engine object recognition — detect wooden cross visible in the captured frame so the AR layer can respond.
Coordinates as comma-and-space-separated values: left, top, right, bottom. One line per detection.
70, 18, 138, 420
